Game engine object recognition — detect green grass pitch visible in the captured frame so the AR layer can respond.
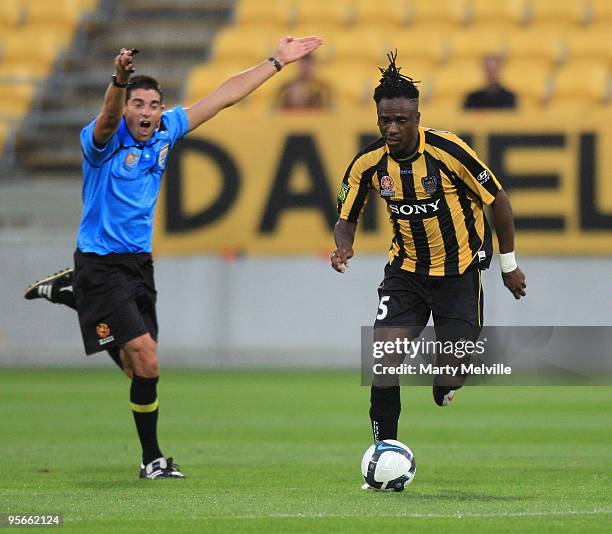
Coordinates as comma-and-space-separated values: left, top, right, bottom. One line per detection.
1, 369, 610, 533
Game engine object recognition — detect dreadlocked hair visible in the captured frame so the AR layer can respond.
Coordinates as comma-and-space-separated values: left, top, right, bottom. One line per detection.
373, 50, 420, 103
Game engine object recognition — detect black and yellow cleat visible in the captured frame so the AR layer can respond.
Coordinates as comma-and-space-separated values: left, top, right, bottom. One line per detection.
139, 457, 185, 480
24, 268, 74, 305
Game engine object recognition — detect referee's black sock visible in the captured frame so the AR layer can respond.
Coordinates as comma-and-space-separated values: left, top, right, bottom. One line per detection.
369, 385, 401, 441
55, 289, 77, 309
130, 375, 163, 465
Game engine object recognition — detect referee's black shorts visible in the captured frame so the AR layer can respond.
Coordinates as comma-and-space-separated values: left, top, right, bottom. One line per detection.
73, 249, 158, 355
374, 262, 484, 341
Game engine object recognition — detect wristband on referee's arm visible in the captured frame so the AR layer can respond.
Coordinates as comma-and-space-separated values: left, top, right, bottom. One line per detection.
499, 251, 518, 273
111, 74, 129, 88
267, 56, 283, 72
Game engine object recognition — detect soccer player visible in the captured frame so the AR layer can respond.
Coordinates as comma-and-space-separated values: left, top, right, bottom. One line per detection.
24, 36, 322, 479
331, 52, 526, 449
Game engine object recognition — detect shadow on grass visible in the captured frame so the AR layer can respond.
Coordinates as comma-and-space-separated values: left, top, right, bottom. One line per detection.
73, 479, 194, 490
414, 491, 532, 503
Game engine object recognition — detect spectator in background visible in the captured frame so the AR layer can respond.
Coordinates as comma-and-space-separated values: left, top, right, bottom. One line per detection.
464, 55, 517, 110
275, 53, 333, 110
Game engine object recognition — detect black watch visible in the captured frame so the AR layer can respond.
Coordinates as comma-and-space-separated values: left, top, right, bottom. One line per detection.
111, 75, 129, 88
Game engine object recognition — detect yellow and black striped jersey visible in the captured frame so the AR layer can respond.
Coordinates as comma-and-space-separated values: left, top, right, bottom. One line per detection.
337, 126, 502, 276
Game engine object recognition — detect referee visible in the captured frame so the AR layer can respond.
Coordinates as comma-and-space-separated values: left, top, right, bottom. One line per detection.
24, 37, 322, 479
332, 53, 526, 453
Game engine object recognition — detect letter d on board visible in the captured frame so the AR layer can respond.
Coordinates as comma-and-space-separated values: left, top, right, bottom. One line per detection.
165, 138, 240, 232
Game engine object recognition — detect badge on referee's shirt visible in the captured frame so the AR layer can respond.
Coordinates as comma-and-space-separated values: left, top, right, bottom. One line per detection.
158, 144, 169, 167
124, 152, 138, 166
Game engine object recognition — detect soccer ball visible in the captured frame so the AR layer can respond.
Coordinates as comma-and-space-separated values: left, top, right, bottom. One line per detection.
361, 439, 416, 491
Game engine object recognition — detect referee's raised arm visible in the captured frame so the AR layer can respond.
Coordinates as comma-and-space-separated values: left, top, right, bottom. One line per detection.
183, 35, 323, 132
93, 48, 138, 146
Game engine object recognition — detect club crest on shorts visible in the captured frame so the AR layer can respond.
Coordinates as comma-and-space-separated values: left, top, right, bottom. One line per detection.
421, 175, 438, 196
96, 323, 111, 338
96, 323, 115, 345
379, 175, 395, 198
158, 144, 169, 167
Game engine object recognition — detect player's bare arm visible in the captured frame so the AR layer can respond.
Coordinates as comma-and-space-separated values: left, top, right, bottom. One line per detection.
331, 219, 356, 273
184, 36, 323, 132
491, 190, 526, 300
93, 48, 138, 146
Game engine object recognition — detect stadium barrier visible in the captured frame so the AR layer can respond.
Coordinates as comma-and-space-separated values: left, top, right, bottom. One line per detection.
154, 108, 612, 255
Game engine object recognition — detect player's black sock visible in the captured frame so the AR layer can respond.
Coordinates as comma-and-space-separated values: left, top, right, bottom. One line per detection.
369, 385, 401, 441
107, 348, 124, 370
130, 375, 163, 465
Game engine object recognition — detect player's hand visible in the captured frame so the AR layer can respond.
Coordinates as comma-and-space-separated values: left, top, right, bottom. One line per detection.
330, 247, 353, 273
114, 48, 139, 83
274, 36, 323, 67
502, 266, 526, 300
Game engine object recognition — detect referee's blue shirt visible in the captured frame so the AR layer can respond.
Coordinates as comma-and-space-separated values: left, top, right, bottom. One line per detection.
77, 106, 189, 254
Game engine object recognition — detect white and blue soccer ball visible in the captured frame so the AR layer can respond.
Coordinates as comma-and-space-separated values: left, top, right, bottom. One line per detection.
361, 439, 416, 491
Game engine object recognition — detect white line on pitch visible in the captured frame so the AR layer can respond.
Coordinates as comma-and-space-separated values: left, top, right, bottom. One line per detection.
194, 509, 612, 520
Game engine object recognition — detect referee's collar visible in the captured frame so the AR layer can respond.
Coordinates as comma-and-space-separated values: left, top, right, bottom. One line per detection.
385, 126, 426, 163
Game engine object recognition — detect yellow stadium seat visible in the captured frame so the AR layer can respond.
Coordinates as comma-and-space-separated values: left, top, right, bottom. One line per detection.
0, 28, 71, 80
447, 30, 508, 61
185, 62, 257, 103
565, 31, 612, 63
526, 0, 588, 31
353, 0, 410, 29
429, 59, 484, 109
0, 81, 36, 118
0, 61, 53, 82
233, 0, 294, 30
293, 0, 353, 28
0, 0, 26, 30
501, 58, 553, 107
330, 31, 387, 68
3, 25, 71, 53
78, 0, 99, 10
408, 0, 469, 30
587, 0, 612, 30
386, 31, 448, 65
25, 0, 87, 28
320, 60, 384, 95
211, 28, 277, 64
467, 0, 528, 30
322, 67, 377, 108
548, 59, 610, 107
507, 30, 564, 64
